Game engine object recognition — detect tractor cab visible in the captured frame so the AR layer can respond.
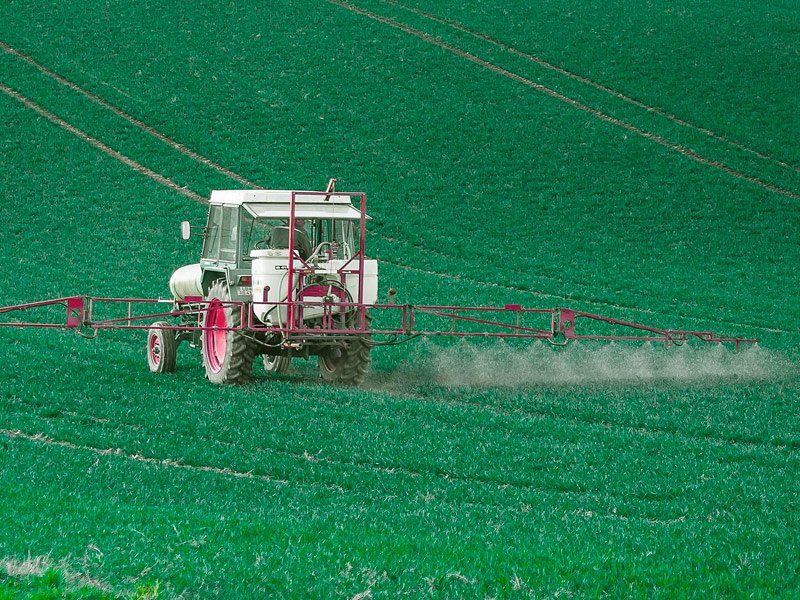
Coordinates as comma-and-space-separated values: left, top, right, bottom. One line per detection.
175, 189, 378, 327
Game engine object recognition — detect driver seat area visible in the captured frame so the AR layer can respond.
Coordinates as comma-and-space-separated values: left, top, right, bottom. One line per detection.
269, 226, 311, 260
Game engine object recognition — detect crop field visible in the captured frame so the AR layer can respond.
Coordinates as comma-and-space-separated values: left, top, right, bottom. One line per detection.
1, 0, 799, 597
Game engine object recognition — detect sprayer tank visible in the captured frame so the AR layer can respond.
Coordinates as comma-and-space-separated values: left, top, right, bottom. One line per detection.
251, 249, 378, 324
169, 263, 203, 300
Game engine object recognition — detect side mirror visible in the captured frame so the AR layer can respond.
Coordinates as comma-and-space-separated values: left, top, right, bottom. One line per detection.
180, 221, 191, 240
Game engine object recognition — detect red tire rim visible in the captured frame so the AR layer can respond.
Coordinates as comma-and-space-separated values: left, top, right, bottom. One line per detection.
148, 332, 161, 368
204, 299, 228, 373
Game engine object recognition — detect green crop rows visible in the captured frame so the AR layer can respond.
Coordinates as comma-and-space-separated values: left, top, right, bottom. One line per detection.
1, 0, 799, 596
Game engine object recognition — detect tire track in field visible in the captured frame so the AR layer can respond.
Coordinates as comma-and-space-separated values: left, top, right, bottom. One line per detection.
382, 0, 800, 177
2, 55, 789, 335
5, 387, 796, 505
0, 428, 296, 485
327, 0, 800, 202
0, 41, 260, 189
0, 84, 205, 203
0, 406, 699, 506
2, 393, 793, 528
12, 399, 795, 525
7, 371, 796, 465
287, 379, 800, 458
2, 421, 691, 525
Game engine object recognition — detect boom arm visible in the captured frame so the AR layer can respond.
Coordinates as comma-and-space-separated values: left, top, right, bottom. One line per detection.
0, 296, 758, 351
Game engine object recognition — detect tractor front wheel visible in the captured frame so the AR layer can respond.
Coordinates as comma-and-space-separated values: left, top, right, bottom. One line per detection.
147, 321, 177, 373
202, 281, 256, 384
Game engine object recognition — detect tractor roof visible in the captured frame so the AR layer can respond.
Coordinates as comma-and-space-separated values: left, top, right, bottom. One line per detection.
209, 190, 368, 220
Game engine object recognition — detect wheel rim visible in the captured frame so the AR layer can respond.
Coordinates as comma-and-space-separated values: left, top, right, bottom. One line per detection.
321, 350, 338, 373
148, 332, 161, 367
205, 299, 228, 373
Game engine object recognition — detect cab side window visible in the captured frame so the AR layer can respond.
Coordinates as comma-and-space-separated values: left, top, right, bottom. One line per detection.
219, 207, 238, 262
202, 206, 237, 261
202, 206, 223, 259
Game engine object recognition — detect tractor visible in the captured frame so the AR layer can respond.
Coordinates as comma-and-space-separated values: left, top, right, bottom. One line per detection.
148, 183, 377, 385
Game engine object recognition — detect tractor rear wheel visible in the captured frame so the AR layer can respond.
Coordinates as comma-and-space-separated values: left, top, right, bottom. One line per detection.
202, 280, 257, 384
263, 354, 291, 374
147, 321, 177, 373
318, 311, 371, 386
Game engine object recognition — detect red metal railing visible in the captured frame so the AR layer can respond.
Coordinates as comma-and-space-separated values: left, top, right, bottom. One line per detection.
0, 295, 759, 350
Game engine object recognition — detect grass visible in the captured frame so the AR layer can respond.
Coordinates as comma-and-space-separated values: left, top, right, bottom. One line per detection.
1, 0, 799, 596
0, 557, 120, 599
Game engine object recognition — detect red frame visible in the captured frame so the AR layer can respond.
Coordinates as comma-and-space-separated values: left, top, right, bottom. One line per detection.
0, 296, 758, 351
285, 190, 368, 332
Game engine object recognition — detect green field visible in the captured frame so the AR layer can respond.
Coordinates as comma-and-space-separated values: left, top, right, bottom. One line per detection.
1, 0, 799, 596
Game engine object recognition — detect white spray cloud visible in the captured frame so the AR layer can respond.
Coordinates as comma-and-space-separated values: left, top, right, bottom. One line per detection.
378, 339, 796, 389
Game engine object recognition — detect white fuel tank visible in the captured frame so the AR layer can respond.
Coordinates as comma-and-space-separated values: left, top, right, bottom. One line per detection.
169, 263, 203, 300
251, 249, 378, 325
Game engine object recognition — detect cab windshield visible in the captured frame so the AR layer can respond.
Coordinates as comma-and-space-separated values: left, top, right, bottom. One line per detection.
239, 213, 357, 260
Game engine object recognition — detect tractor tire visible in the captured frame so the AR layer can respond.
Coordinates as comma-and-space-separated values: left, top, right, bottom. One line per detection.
202, 280, 257, 384
263, 354, 291, 374
318, 311, 371, 386
147, 321, 177, 373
